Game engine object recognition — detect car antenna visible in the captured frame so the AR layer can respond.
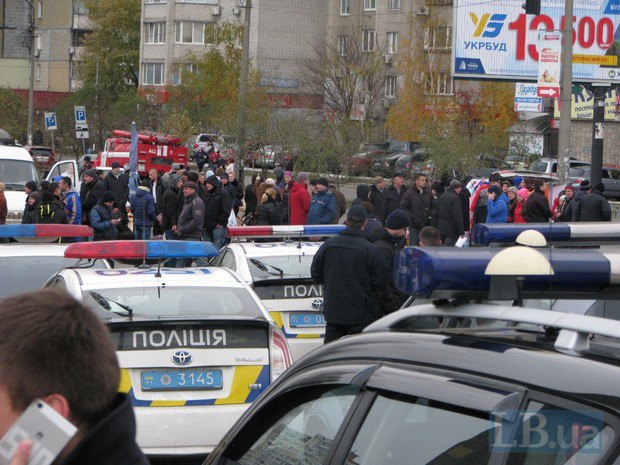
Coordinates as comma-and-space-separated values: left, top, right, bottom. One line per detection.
155, 258, 163, 278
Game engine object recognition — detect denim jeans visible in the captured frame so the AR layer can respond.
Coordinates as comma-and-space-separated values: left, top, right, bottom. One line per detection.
134, 225, 152, 240
164, 229, 178, 267
204, 226, 227, 250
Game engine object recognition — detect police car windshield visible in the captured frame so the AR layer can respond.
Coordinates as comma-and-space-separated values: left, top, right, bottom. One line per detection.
82, 286, 260, 318
249, 255, 314, 280
0, 256, 95, 299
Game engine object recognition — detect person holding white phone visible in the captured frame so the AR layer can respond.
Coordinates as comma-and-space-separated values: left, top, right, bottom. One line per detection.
0, 290, 149, 465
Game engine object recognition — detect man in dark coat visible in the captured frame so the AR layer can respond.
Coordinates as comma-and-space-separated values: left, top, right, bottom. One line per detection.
568, 180, 590, 221
400, 172, 431, 245
203, 175, 232, 250
311, 206, 388, 343
368, 176, 386, 218
0, 290, 149, 465
90, 191, 119, 241
80, 169, 105, 226
34, 190, 69, 224
328, 180, 347, 224
161, 174, 184, 239
379, 172, 406, 223
576, 182, 612, 222
525, 179, 552, 223
103, 162, 129, 213
130, 180, 157, 240
175, 181, 205, 267
437, 179, 465, 246
351, 184, 370, 207
148, 169, 165, 236
368, 209, 409, 316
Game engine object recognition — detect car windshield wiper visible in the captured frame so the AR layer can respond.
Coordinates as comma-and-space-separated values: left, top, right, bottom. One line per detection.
89, 291, 134, 317
2, 183, 23, 191
249, 258, 284, 277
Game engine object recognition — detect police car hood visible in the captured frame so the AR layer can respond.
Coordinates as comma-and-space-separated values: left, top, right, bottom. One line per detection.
98, 313, 271, 325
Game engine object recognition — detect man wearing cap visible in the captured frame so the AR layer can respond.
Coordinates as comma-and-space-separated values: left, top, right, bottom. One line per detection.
203, 175, 232, 250
576, 181, 611, 222
380, 172, 406, 223
369, 209, 410, 315
437, 179, 465, 246
311, 205, 388, 343
162, 163, 180, 188
103, 161, 129, 215
90, 191, 119, 241
569, 180, 590, 221
289, 172, 310, 225
79, 169, 105, 226
306, 178, 338, 225
368, 176, 386, 218
400, 172, 431, 245
175, 182, 205, 265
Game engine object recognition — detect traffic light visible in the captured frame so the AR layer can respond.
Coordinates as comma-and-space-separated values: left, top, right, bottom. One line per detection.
523, 0, 541, 15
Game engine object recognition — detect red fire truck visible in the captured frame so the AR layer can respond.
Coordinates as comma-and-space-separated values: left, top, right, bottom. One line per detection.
98, 130, 188, 176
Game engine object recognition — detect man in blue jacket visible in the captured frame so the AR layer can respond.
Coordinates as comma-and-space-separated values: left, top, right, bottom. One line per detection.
130, 180, 157, 239
486, 185, 508, 223
59, 176, 81, 225
306, 178, 338, 225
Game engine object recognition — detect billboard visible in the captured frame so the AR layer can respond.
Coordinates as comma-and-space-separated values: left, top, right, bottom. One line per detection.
453, 0, 620, 84
553, 86, 619, 119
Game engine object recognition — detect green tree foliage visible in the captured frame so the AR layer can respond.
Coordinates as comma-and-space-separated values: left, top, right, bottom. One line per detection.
0, 88, 27, 142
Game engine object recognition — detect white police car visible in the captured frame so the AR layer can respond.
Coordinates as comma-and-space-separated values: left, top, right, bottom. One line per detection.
214, 225, 345, 361
0, 224, 100, 299
44, 240, 292, 459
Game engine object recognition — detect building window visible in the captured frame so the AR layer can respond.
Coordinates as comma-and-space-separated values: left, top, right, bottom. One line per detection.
36, 64, 41, 81
362, 29, 375, 52
176, 0, 217, 3
424, 26, 452, 51
340, 0, 350, 15
205, 22, 217, 44
386, 32, 399, 54
364, 0, 376, 11
35, 34, 42, 51
388, 0, 400, 10
73, 1, 88, 14
176, 21, 206, 44
338, 35, 348, 56
424, 73, 453, 95
37, 1, 43, 19
427, 0, 453, 5
143, 62, 164, 85
385, 76, 396, 98
172, 63, 195, 85
72, 30, 88, 47
145, 0, 166, 3
145, 22, 166, 44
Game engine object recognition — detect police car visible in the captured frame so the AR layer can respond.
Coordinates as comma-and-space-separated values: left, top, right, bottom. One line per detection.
0, 224, 99, 299
214, 225, 345, 361
203, 244, 620, 465
44, 240, 292, 459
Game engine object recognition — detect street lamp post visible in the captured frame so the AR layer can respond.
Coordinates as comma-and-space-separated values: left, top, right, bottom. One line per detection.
24, 0, 35, 146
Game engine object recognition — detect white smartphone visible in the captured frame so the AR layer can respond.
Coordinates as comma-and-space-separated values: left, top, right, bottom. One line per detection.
0, 399, 77, 465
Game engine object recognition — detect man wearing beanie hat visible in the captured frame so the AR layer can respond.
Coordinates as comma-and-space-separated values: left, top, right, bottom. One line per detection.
368, 209, 410, 315
368, 176, 386, 218
290, 172, 310, 225
104, 160, 129, 215
576, 181, 611, 222
161, 174, 184, 241
130, 180, 157, 239
311, 205, 387, 343
437, 179, 465, 245
513, 176, 525, 189
306, 178, 338, 225
203, 172, 232, 250
80, 168, 105, 226
90, 191, 119, 241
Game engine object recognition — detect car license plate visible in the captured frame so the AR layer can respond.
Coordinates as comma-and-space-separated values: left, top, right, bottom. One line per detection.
289, 312, 326, 328
141, 369, 223, 391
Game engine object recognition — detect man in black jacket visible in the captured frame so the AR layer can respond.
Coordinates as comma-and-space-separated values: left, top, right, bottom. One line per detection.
311, 206, 387, 343
525, 179, 552, 223
176, 181, 205, 267
379, 172, 406, 223
369, 209, 409, 316
576, 182, 612, 222
79, 169, 105, 226
161, 174, 184, 239
103, 162, 129, 214
437, 179, 465, 246
203, 175, 232, 250
400, 172, 431, 245
0, 289, 149, 465
148, 169, 165, 236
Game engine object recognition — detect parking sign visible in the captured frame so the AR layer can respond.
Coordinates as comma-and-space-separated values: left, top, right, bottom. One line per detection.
74, 106, 87, 124
44, 112, 57, 131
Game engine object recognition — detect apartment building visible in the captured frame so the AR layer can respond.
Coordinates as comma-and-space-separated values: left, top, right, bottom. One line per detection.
0, 0, 91, 99
139, 0, 326, 109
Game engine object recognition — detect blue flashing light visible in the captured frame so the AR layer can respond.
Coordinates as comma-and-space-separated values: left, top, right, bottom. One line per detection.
144, 241, 219, 258
0, 224, 93, 238
394, 247, 611, 296
302, 225, 345, 236
471, 223, 571, 246
0, 225, 36, 238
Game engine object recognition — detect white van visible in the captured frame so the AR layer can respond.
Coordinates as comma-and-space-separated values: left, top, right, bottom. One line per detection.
0, 145, 40, 223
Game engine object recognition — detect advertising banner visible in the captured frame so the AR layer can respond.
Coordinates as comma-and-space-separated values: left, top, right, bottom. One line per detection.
454, 0, 620, 84
552, 86, 619, 119
537, 31, 561, 97
514, 82, 544, 111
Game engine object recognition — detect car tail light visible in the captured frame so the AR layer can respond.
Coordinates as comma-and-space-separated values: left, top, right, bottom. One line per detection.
270, 327, 292, 381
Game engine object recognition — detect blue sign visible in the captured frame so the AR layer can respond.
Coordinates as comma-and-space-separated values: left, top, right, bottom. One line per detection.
74, 106, 87, 124
44, 112, 57, 131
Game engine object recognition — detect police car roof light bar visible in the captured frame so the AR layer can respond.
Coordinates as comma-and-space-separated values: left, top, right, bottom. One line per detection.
471, 222, 620, 246
394, 246, 619, 298
0, 224, 93, 238
64, 240, 219, 259
227, 225, 345, 238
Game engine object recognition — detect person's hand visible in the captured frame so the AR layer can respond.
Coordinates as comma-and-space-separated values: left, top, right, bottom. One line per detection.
111, 219, 120, 225
10, 440, 32, 465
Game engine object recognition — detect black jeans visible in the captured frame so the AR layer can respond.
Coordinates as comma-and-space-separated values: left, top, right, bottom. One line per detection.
324, 322, 369, 344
